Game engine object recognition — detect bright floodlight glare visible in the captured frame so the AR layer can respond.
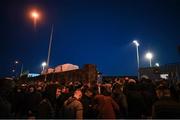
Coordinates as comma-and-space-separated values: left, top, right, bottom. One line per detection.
15, 61, 19, 64
145, 52, 153, 60
133, 40, 139, 46
41, 62, 47, 67
31, 11, 39, 19
155, 63, 160, 67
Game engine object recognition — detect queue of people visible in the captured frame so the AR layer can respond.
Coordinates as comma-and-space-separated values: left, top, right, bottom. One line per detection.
1, 77, 180, 119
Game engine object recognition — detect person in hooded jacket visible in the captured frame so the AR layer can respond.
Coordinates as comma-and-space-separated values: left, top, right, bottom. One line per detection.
62, 89, 83, 119
81, 87, 97, 119
93, 85, 119, 119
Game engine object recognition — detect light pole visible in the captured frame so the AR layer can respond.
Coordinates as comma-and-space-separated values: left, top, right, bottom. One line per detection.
46, 25, 54, 69
29, 9, 54, 81
133, 40, 140, 80
145, 52, 153, 67
44, 25, 54, 82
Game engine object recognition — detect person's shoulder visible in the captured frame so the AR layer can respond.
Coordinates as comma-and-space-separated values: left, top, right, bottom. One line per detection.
73, 99, 82, 105
94, 94, 104, 99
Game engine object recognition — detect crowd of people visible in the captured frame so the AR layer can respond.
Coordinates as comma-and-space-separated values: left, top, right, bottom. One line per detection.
1, 77, 180, 119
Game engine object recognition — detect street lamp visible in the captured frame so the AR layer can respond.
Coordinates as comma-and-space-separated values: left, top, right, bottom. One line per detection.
41, 62, 47, 71
29, 9, 54, 81
30, 10, 40, 30
155, 63, 160, 67
14, 60, 24, 77
133, 40, 140, 80
145, 52, 153, 67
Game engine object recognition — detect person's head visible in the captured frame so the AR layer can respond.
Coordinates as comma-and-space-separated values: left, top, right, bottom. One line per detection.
36, 86, 43, 92
128, 79, 136, 84
84, 88, 93, 97
176, 82, 180, 91
74, 89, 82, 100
74, 81, 82, 90
29, 85, 35, 93
156, 84, 171, 99
101, 85, 111, 96
112, 83, 123, 94
17, 87, 21, 92
56, 87, 62, 98
61, 86, 66, 93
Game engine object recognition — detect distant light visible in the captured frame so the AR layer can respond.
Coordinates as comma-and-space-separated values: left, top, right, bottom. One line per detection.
155, 63, 160, 67
28, 73, 40, 78
133, 40, 139, 46
145, 52, 153, 60
15, 61, 19, 64
41, 62, 47, 67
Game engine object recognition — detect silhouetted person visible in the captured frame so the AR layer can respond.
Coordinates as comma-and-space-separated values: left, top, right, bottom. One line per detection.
112, 82, 128, 118
81, 87, 96, 119
0, 78, 13, 118
126, 80, 146, 118
54, 86, 69, 118
37, 90, 55, 119
93, 85, 119, 119
26, 85, 42, 118
152, 84, 180, 119
12, 86, 27, 118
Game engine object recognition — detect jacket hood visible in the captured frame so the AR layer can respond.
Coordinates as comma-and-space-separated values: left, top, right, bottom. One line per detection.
66, 97, 77, 105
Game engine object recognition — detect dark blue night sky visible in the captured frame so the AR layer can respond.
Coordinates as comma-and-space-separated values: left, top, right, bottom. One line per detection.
0, 0, 180, 77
